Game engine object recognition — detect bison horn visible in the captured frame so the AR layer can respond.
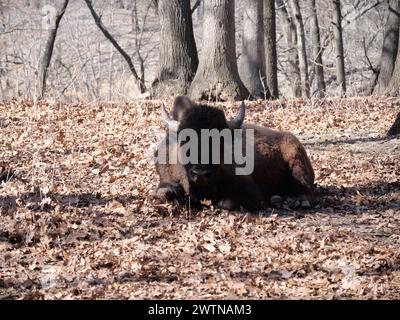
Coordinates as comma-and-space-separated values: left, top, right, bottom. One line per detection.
228, 101, 245, 129
161, 103, 180, 132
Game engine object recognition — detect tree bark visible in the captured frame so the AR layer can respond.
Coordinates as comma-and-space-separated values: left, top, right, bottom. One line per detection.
309, 0, 325, 98
374, 0, 400, 94
276, 0, 301, 98
189, 0, 249, 101
387, 112, 400, 136
289, 0, 310, 98
239, 0, 267, 99
264, 0, 278, 99
386, 42, 400, 96
152, 0, 198, 98
38, 0, 69, 99
84, 0, 146, 93
331, 0, 346, 96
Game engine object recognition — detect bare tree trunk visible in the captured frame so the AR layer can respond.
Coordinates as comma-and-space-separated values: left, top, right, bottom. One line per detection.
374, 0, 400, 94
386, 42, 400, 96
387, 112, 400, 136
239, 0, 267, 99
108, 1, 115, 101
152, 0, 198, 98
189, 0, 249, 101
264, 0, 278, 99
38, 0, 69, 99
276, 0, 301, 97
289, 0, 310, 98
84, 0, 146, 93
331, 0, 346, 96
309, 0, 325, 98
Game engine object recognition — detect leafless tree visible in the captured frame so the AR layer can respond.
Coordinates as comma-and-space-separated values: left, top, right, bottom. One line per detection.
386, 37, 400, 96
276, 0, 301, 97
38, 0, 69, 99
0, 0, 392, 101
264, 0, 278, 98
239, 0, 267, 99
331, 0, 346, 96
374, 0, 400, 94
84, 0, 146, 93
152, 0, 198, 98
189, 0, 249, 101
309, 0, 326, 97
289, 0, 310, 98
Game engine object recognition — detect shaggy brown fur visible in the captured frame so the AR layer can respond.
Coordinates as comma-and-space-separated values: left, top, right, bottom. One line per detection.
153, 96, 315, 211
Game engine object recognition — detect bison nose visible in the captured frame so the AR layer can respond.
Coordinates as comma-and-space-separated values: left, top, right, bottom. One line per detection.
189, 167, 211, 181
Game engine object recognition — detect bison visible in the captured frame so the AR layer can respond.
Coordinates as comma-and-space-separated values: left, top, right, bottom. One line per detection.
153, 96, 314, 211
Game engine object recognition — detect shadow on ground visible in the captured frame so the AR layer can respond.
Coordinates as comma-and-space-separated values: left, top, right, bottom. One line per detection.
1, 180, 398, 216
303, 135, 397, 147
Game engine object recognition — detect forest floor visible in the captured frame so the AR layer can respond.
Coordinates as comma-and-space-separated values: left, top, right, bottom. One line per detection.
0, 97, 399, 299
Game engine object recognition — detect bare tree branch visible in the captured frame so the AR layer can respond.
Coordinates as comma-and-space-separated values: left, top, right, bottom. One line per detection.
191, 0, 201, 14
38, 0, 69, 99
362, 37, 378, 74
84, 0, 146, 93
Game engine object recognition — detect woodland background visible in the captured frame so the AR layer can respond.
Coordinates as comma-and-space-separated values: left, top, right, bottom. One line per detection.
1, 0, 400, 101
0, 0, 399, 299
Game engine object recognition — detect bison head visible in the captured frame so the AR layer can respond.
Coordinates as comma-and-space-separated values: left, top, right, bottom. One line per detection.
160, 96, 246, 202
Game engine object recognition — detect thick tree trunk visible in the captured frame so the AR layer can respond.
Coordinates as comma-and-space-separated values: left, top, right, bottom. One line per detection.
289, 0, 310, 98
152, 0, 198, 98
331, 0, 346, 96
386, 43, 400, 96
309, 0, 325, 98
276, 0, 301, 98
189, 0, 249, 101
239, 0, 267, 99
387, 112, 400, 136
38, 0, 69, 99
374, 0, 400, 94
264, 0, 278, 99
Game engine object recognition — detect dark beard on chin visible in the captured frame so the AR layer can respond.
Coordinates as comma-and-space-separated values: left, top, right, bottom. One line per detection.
188, 183, 217, 203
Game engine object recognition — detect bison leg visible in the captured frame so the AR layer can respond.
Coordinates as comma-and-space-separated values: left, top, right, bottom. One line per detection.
215, 198, 239, 211
153, 183, 185, 204
215, 196, 263, 211
216, 176, 264, 211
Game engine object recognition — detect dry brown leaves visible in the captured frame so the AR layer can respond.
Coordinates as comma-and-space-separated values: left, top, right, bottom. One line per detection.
0, 96, 399, 299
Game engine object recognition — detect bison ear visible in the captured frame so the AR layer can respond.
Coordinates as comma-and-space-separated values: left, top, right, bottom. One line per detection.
227, 101, 246, 129
161, 103, 180, 132
172, 96, 194, 121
